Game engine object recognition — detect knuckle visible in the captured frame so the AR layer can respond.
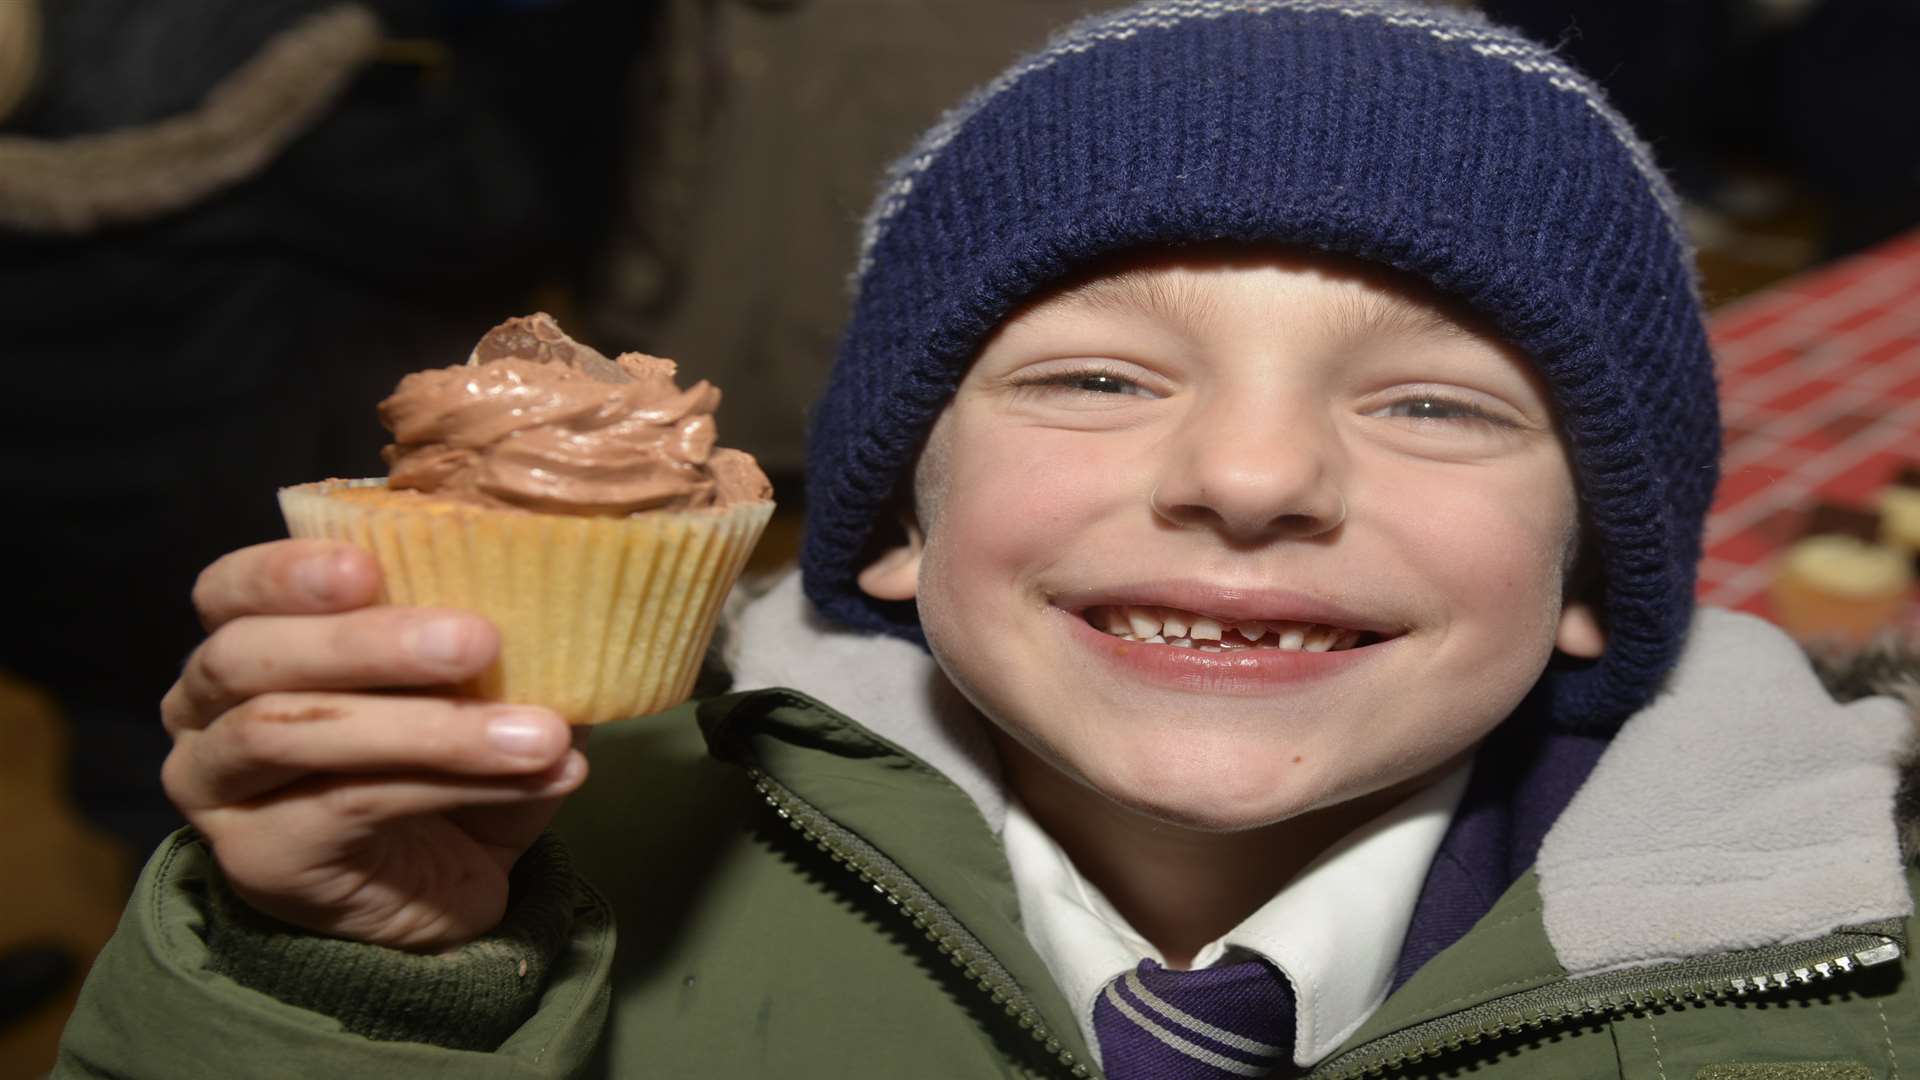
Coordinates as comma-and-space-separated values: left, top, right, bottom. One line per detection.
190, 631, 245, 706
159, 682, 194, 736
318, 782, 382, 824
160, 744, 206, 810
324, 607, 376, 658
189, 563, 224, 622
190, 548, 259, 625
222, 695, 297, 761
337, 607, 450, 677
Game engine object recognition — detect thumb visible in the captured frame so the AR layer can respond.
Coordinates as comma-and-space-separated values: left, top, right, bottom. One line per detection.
448, 749, 586, 870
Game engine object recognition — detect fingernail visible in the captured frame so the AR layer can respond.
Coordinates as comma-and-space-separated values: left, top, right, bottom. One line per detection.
408, 618, 472, 667
553, 752, 587, 786
293, 555, 341, 602
487, 710, 562, 758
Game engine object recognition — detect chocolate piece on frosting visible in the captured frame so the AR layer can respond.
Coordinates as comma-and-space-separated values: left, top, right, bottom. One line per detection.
380, 314, 770, 515
469, 313, 632, 384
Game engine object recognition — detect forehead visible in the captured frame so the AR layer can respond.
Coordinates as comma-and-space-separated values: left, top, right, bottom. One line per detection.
1017, 248, 1489, 346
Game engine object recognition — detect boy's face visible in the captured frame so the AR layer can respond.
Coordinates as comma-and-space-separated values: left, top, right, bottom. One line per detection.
859, 251, 1602, 831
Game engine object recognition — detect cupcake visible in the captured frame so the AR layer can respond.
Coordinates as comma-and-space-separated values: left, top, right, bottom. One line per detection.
1880, 464, 1920, 562
280, 314, 774, 724
1767, 503, 1913, 646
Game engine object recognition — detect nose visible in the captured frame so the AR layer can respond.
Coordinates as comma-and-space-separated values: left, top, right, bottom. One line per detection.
1149, 397, 1347, 543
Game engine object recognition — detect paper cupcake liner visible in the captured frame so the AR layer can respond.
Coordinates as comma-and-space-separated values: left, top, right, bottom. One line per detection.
279, 479, 774, 724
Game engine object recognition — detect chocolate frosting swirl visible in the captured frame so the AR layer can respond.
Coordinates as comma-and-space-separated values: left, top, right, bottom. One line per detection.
380, 314, 771, 514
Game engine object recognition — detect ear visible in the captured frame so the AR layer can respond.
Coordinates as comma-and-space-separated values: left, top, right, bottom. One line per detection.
1554, 599, 1606, 659
856, 520, 926, 602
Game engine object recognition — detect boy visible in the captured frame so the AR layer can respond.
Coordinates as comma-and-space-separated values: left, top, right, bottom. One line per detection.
59, 1, 1920, 1077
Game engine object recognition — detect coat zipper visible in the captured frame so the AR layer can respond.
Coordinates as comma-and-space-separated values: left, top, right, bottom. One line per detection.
748, 767, 1095, 1079
1307, 928, 1904, 1079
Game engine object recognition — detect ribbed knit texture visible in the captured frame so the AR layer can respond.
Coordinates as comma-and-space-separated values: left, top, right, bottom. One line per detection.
801, 0, 1720, 730
202, 832, 579, 1051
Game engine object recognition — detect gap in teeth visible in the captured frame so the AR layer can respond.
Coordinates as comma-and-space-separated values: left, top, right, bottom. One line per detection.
1086, 605, 1366, 651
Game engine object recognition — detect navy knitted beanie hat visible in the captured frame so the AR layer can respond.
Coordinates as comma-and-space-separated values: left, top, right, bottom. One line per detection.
801, 0, 1721, 730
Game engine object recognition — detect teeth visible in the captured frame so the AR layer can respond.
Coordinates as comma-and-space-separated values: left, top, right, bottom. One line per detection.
1089, 605, 1377, 652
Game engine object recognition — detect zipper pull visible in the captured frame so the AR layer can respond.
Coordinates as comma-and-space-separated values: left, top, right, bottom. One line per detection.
1854, 940, 1902, 967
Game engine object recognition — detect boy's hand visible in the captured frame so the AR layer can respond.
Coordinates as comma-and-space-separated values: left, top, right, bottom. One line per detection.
159, 540, 588, 952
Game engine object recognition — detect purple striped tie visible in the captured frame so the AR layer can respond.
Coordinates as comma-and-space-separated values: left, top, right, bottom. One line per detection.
1092, 957, 1297, 1079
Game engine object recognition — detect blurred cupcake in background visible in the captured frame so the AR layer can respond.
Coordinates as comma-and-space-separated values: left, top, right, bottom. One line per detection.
1769, 501, 1914, 646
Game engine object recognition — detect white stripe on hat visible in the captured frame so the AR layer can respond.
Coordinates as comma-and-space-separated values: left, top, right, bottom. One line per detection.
853, 0, 1686, 281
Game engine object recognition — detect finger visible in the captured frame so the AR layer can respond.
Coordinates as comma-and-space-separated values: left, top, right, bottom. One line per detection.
191, 752, 588, 851
164, 693, 570, 810
171, 606, 497, 731
448, 733, 584, 867
193, 540, 381, 632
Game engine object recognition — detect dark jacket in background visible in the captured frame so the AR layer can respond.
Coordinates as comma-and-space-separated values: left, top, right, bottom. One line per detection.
0, 0, 645, 853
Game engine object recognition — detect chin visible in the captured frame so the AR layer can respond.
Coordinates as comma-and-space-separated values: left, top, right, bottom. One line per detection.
1090, 752, 1321, 833
1123, 800, 1297, 833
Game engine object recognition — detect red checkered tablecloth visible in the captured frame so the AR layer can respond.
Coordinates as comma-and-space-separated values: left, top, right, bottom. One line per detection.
1697, 228, 1920, 624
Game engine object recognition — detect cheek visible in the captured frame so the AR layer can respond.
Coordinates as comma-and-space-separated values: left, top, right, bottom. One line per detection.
915, 424, 1134, 709
913, 444, 1028, 643
924, 427, 1127, 585
1377, 456, 1577, 638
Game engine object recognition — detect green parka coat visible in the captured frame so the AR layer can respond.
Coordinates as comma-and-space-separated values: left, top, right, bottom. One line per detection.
53, 597, 1920, 1079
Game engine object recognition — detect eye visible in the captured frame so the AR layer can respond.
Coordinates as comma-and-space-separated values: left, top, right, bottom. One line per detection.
1013, 366, 1157, 399
1372, 394, 1512, 427
1063, 373, 1142, 395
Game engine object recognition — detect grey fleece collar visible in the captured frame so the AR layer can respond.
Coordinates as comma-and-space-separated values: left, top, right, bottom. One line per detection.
1536, 607, 1913, 976
724, 572, 1008, 832
723, 574, 1915, 973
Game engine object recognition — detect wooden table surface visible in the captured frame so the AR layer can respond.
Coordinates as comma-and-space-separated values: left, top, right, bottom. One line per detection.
0, 676, 130, 1079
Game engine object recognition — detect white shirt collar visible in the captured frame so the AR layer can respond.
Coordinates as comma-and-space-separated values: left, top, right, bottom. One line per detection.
1004, 764, 1470, 1068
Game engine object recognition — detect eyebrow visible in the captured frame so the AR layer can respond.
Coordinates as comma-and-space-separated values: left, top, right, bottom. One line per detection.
1320, 287, 1477, 344
1043, 270, 1222, 332
1038, 267, 1477, 344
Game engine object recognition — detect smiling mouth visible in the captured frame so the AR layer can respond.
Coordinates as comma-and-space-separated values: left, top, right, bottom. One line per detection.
1082, 604, 1391, 653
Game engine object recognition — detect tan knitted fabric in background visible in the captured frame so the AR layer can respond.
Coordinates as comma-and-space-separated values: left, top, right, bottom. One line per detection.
0, 0, 39, 126
0, 4, 381, 233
